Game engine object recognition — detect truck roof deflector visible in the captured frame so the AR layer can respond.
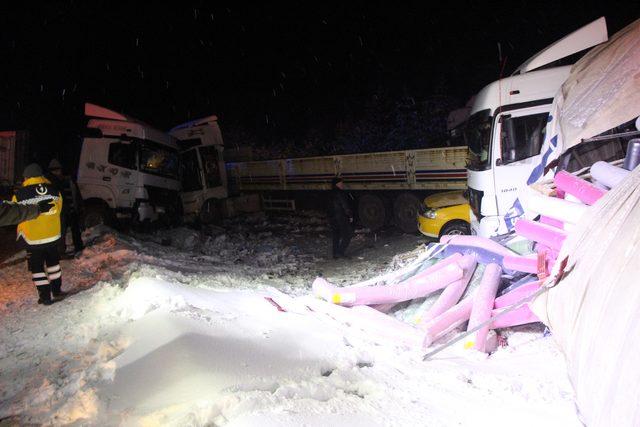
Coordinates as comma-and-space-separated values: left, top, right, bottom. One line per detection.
84, 103, 130, 121
513, 17, 608, 75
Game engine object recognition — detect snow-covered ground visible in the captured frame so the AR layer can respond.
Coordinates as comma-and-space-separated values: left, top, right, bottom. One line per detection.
0, 212, 580, 426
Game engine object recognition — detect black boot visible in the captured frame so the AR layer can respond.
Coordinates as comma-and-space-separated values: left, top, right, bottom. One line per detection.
37, 285, 54, 305
51, 279, 67, 301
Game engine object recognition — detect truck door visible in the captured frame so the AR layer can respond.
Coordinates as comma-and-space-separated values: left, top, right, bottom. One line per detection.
106, 140, 138, 209
180, 147, 205, 218
491, 105, 551, 219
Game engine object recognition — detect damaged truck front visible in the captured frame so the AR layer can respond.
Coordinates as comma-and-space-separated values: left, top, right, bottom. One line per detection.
77, 103, 182, 228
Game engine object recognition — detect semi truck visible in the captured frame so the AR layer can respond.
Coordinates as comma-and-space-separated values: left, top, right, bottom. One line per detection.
164, 112, 469, 233
417, 17, 640, 239
77, 103, 183, 227
463, 17, 617, 237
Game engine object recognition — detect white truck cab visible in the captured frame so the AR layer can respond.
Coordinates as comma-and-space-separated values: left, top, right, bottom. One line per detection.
77, 103, 182, 226
466, 17, 608, 237
169, 116, 228, 223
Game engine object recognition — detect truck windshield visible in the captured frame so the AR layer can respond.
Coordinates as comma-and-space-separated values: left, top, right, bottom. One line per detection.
139, 140, 179, 179
465, 109, 493, 171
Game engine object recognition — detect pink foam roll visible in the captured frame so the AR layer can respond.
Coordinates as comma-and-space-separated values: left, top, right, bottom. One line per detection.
539, 215, 564, 229
502, 254, 537, 274
422, 280, 541, 348
313, 253, 463, 303
440, 235, 514, 258
344, 253, 462, 293
554, 170, 606, 206
422, 297, 473, 348
312, 277, 337, 301
494, 281, 541, 308
334, 263, 463, 306
467, 263, 502, 352
420, 254, 477, 323
515, 219, 567, 252
404, 253, 463, 285
490, 305, 539, 328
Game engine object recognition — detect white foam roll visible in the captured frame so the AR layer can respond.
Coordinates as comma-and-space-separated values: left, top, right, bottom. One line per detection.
521, 191, 589, 224
590, 161, 630, 189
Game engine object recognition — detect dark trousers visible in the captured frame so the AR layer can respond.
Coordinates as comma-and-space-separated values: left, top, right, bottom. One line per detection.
331, 219, 353, 257
60, 211, 84, 253
27, 242, 62, 297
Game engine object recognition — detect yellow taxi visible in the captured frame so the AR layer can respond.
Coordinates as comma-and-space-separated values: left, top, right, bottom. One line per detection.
417, 190, 470, 239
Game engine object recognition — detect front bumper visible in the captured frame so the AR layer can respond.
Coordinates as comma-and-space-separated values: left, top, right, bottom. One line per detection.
417, 203, 471, 238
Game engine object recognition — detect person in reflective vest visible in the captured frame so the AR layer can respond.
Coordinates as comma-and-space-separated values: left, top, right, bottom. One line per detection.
12, 163, 65, 305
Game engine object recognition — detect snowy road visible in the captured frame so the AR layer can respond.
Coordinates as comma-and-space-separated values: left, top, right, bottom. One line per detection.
0, 213, 580, 426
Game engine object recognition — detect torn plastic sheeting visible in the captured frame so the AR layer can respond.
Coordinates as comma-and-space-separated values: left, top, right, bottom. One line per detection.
531, 163, 640, 427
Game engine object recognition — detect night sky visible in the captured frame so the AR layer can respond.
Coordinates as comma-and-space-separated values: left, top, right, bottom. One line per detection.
1, 1, 637, 164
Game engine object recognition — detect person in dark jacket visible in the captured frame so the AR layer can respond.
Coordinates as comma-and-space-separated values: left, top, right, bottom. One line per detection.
328, 176, 354, 258
47, 159, 84, 255
0, 199, 54, 226
13, 163, 65, 305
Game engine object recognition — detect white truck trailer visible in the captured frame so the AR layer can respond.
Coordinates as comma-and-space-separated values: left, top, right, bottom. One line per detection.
225, 146, 468, 233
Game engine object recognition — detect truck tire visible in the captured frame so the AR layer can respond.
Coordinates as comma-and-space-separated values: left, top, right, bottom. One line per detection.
358, 193, 386, 231
439, 220, 470, 238
82, 203, 110, 229
393, 193, 421, 234
199, 199, 222, 224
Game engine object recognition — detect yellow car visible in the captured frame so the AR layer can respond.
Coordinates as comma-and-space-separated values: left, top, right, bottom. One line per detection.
417, 190, 470, 239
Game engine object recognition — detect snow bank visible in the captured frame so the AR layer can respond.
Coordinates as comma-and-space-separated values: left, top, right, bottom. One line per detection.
0, 216, 580, 426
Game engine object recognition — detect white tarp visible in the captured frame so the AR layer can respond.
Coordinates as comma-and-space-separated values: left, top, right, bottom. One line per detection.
531, 164, 640, 426
546, 18, 640, 156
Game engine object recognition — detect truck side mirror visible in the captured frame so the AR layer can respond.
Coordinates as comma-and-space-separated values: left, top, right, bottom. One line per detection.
495, 158, 503, 166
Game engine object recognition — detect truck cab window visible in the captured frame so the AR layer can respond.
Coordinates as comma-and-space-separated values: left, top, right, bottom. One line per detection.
180, 149, 203, 192
500, 112, 548, 164
465, 110, 492, 171
139, 140, 179, 179
108, 142, 136, 170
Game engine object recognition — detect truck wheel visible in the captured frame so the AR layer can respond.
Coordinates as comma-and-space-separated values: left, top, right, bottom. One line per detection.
393, 193, 421, 234
439, 220, 470, 238
358, 194, 386, 231
82, 204, 109, 229
199, 199, 222, 224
